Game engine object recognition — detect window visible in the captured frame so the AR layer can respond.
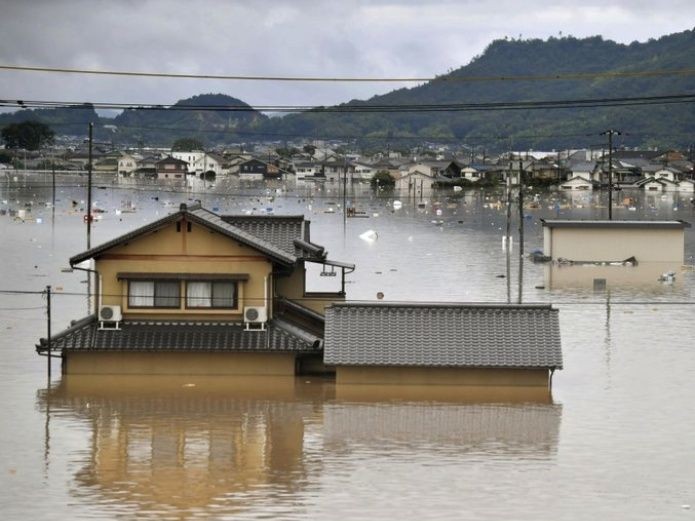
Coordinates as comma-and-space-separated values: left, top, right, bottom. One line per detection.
186, 281, 236, 309
128, 280, 181, 308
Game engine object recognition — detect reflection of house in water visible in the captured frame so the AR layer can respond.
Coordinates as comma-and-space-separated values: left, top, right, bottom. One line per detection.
323, 401, 562, 457
37, 376, 322, 516
540, 219, 691, 290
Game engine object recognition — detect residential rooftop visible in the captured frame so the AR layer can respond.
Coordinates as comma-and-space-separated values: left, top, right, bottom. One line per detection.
324, 302, 562, 370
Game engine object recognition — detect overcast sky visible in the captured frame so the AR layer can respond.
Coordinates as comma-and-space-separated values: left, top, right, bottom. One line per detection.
1, 0, 694, 114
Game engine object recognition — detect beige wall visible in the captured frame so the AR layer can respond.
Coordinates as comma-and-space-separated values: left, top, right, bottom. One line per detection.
96, 220, 272, 320
274, 264, 344, 316
336, 366, 550, 387
544, 227, 685, 263
65, 351, 297, 376
544, 262, 683, 290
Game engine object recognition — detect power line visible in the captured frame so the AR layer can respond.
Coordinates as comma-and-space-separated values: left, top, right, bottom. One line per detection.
3, 92, 695, 113
2, 288, 695, 306
3, 64, 695, 83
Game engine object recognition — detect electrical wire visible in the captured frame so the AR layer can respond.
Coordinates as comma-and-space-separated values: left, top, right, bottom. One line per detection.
3, 92, 695, 113
3, 64, 695, 83
3, 288, 695, 306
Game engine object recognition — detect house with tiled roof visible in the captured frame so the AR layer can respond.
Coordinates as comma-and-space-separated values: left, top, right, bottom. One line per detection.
324, 302, 562, 388
37, 204, 354, 376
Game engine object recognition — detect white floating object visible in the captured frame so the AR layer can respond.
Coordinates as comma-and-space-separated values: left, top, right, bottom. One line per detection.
392, 200, 403, 210
359, 230, 378, 242
453, 186, 462, 192
436, 208, 443, 216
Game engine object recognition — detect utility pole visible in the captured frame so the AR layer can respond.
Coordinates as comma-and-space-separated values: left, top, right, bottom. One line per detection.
343, 157, 348, 227
505, 163, 512, 304
87, 122, 93, 248
518, 158, 524, 304
46, 285, 52, 379
51, 160, 55, 216
600, 129, 621, 220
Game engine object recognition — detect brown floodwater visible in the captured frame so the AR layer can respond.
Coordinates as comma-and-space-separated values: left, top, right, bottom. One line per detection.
1, 174, 695, 520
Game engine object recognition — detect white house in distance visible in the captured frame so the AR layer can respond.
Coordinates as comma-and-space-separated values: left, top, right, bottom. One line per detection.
676, 179, 695, 193
171, 151, 224, 176
559, 176, 597, 191
394, 168, 435, 192
352, 161, 377, 181
118, 152, 142, 176
293, 161, 318, 180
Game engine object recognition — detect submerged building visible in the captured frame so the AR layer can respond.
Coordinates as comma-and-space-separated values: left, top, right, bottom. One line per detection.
37, 203, 353, 376
38, 205, 563, 387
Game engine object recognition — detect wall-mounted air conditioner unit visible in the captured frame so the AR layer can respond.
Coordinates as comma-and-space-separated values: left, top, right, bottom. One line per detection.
244, 306, 267, 331
98, 305, 122, 330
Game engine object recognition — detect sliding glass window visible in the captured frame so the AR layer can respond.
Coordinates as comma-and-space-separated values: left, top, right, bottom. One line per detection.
186, 281, 236, 309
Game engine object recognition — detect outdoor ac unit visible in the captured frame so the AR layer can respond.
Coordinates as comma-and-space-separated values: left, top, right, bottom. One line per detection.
244, 306, 267, 330
98, 305, 122, 330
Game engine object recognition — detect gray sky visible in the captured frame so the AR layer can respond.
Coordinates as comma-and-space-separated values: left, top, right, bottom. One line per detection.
1, 0, 694, 113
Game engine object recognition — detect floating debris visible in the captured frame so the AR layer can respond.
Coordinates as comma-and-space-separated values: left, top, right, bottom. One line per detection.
359, 230, 378, 242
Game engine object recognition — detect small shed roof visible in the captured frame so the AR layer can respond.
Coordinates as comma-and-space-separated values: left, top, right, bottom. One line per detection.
324, 302, 562, 369
541, 219, 690, 229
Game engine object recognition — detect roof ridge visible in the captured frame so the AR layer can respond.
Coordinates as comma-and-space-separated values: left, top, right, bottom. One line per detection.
329, 301, 554, 309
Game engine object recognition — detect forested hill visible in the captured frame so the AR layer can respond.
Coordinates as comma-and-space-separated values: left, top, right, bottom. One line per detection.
111, 93, 267, 144
260, 29, 695, 149
2, 30, 695, 149
0, 94, 268, 145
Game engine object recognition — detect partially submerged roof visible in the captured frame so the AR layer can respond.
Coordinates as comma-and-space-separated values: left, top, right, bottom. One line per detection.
541, 219, 691, 229
37, 315, 322, 353
324, 302, 562, 369
70, 204, 312, 266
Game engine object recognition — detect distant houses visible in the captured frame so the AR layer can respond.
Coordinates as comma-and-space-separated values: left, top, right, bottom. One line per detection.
155, 157, 188, 180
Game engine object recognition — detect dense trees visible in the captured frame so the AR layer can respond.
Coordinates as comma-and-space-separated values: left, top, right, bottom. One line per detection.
171, 138, 205, 151
1, 121, 54, 150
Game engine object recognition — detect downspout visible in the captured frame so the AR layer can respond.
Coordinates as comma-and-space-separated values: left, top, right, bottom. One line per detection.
265, 275, 269, 350
72, 262, 101, 316
71, 261, 101, 350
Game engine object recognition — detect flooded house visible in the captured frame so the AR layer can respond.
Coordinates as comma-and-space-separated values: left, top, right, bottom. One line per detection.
540, 219, 691, 290
324, 303, 562, 388
540, 219, 690, 263
155, 156, 188, 180
37, 204, 353, 376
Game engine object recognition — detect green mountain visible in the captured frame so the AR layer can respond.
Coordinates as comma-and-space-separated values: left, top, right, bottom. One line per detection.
111, 93, 267, 145
2, 30, 695, 149
0, 103, 100, 136
260, 29, 695, 149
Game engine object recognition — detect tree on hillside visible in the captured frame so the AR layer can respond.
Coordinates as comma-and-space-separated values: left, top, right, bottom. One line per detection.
1, 121, 55, 150
171, 137, 205, 151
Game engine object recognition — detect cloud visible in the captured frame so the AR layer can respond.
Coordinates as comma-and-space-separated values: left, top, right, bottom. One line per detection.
0, 0, 694, 110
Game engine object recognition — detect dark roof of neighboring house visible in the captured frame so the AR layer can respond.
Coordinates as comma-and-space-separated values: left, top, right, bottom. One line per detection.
324, 302, 562, 369
36, 315, 322, 353
156, 156, 188, 166
541, 219, 690, 229
70, 204, 299, 266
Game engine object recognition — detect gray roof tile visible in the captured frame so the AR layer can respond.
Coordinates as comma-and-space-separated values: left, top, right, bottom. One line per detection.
37, 316, 322, 353
324, 303, 562, 369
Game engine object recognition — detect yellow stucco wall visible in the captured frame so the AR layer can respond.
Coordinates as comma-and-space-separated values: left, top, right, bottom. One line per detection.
336, 366, 550, 387
543, 227, 685, 263
274, 264, 345, 316
65, 351, 297, 375
95, 220, 272, 320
